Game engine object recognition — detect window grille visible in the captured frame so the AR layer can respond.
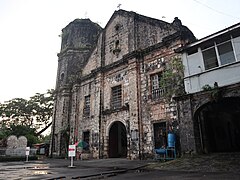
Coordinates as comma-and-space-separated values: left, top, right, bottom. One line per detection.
111, 85, 122, 109
151, 73, 165, 100
83, 95, 90, 117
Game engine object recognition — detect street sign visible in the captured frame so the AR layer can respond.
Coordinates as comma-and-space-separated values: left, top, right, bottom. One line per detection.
26, 147, 30, 156
68, 144, 76, 168
68, 145, 76, 157
26, 147, 30, 162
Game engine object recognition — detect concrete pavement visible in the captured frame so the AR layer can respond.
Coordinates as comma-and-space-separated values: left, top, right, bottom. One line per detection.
0, 153, 240, 179
0, 158, 149, 180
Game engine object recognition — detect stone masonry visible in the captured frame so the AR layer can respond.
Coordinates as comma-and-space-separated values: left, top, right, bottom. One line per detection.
50, 10, 195, 159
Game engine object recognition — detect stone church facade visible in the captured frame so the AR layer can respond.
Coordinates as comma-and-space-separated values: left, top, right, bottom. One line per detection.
50, 9, 195, 159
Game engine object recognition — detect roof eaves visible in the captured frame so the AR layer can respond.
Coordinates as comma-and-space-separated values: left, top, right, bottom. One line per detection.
178, 22, 240, 52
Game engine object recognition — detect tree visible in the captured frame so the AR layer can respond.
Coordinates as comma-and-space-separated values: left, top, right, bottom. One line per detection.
28, 89, 55, 135
0, 89, 54, 136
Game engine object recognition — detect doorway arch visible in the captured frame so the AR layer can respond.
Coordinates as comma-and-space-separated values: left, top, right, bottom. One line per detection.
194, 97, 240, 153
108, 121, 127, 158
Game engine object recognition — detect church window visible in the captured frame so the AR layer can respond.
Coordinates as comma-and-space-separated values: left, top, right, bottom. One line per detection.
150, 73, 165, 100
83, 95, 90, 117
111, 85, 122, 109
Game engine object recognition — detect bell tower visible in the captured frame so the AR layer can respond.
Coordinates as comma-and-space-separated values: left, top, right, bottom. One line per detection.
57, 19, 102, 87
51, 19, 102, 156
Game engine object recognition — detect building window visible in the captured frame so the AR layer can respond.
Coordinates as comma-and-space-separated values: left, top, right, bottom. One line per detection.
202, 39, 236, 70
83, 95, 90, 117
217, 41, 235, 65
202, 47, 218, 70
150, 73, 165, 100
111, 85, 122, 109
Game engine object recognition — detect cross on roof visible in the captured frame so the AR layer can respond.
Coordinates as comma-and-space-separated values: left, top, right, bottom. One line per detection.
117, 4, 122, 10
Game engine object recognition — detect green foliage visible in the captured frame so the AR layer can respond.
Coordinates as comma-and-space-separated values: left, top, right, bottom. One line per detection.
0, 89, 55, 145
0, 89, 54, 131
0, 125, 10, 143
40, 134, 51, 144
202, 83, 221, 102
28, 89, 55, 127
160, 57, 185, 101
0, 124, 39, 146
202, 84, 213, 91
25, 134, 40, 146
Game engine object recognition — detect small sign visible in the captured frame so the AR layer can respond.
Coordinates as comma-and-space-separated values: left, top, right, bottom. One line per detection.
68, 145, 76, 157
26, 147, 30, 156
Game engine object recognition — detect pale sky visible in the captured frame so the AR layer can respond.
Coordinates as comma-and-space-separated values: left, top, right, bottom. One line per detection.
0, 0, 240, 103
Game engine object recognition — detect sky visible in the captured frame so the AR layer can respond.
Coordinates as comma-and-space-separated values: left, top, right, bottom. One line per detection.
0, 0, 240, 103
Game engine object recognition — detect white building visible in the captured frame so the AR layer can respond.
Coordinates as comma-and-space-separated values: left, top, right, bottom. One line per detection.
176, 23, 240, 154
181, 23, 240, 94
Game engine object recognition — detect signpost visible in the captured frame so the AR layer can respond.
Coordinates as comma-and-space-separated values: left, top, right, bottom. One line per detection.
25, 147, 30, 162
68, 145, 76, 168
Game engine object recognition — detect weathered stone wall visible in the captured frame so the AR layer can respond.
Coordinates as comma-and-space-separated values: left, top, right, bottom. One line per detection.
135, 16, 176, 49
60, 19, 102, 52
51, 9, 195, 159
176, 96, 196, 153
82, 34, 103, 76
104, 14, 134, 65
176, 82, 240, 154
138, 40, 183, 158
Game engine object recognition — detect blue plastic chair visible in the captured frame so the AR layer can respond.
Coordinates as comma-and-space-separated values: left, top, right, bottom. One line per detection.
155, 133, 176, 160
155, 148, 166, 160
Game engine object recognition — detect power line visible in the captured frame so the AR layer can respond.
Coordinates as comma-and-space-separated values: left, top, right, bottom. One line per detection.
192, 0, 240, 20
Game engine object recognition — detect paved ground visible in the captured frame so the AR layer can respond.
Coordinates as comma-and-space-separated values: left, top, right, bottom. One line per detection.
149, 152, 240, 172
0, 153, 239, 179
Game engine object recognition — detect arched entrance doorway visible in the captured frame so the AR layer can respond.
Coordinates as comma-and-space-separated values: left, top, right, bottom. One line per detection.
108, 121, 127, 158
194, 97, 240, 153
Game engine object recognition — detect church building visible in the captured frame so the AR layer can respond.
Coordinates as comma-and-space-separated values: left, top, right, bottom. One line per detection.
50, 9, 195, 159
